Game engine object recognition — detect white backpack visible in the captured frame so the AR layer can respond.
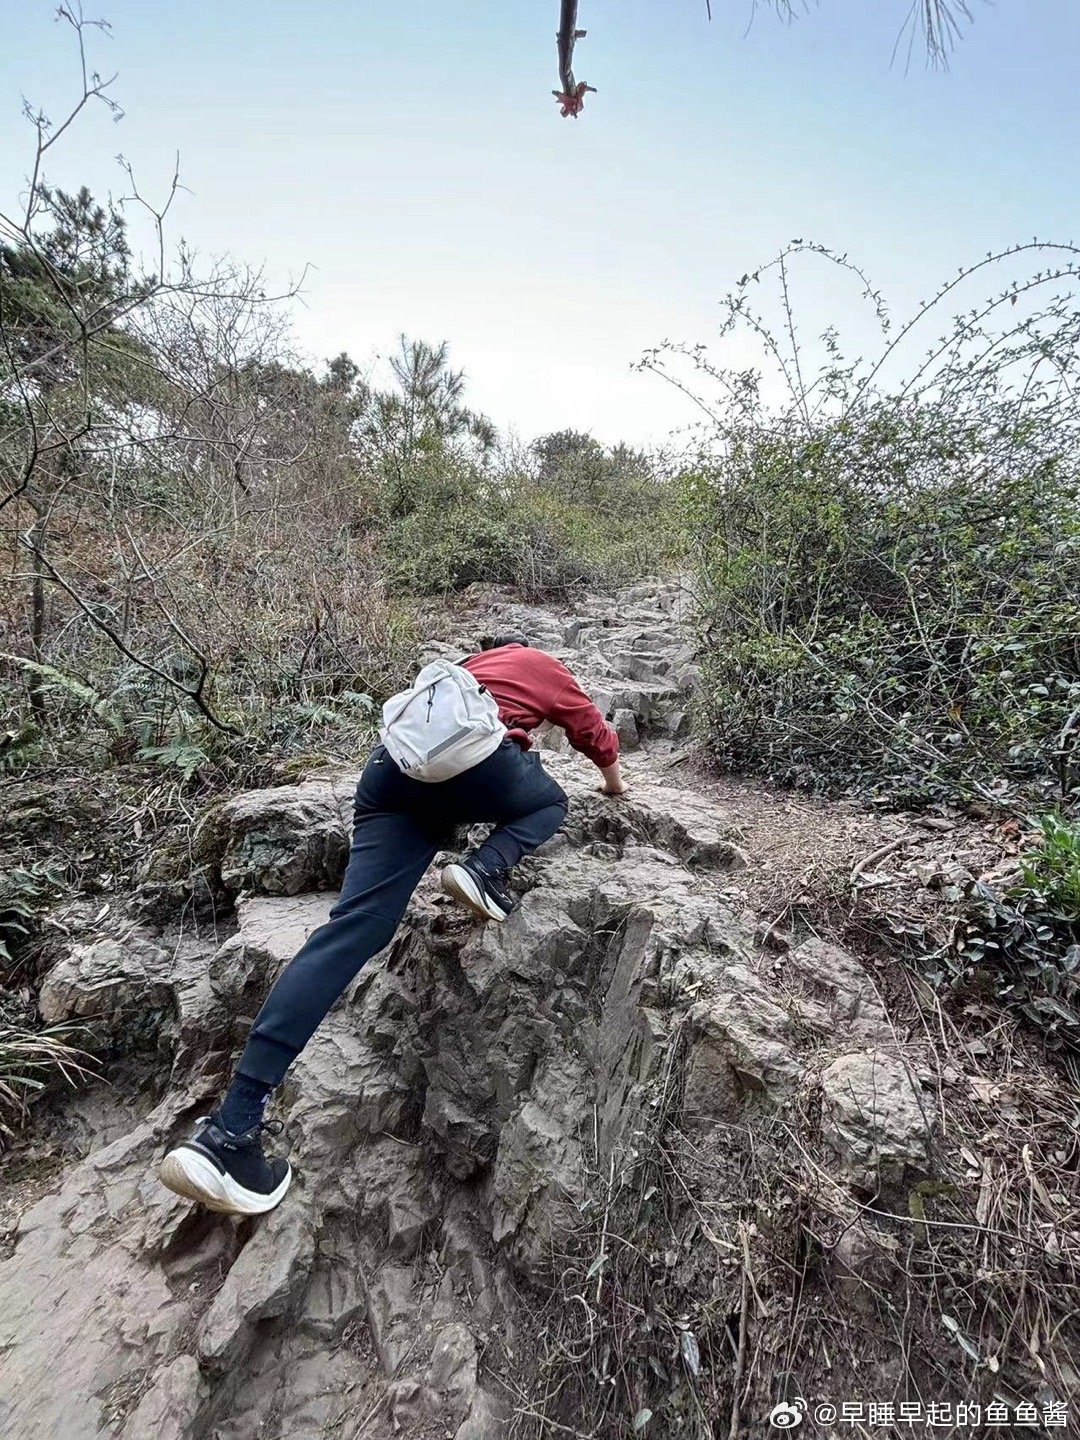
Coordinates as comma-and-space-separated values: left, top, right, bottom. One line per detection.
379, 660, 506, 782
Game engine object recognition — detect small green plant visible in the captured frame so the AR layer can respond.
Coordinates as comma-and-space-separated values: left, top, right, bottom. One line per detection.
1, 655, 124, 734
0, 864, 66, 972
0, 722, 42, 774
136, 734, 213, 783
931, 815, 1080, 1060
1020, 813, 1080, 921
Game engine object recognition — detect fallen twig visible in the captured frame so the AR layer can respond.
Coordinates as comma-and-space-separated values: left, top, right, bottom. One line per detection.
728, 1236, 750, 1440
850, 833, 914, 883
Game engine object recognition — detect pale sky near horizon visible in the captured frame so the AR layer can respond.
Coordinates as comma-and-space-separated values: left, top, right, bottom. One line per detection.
2, 1, 1078, 448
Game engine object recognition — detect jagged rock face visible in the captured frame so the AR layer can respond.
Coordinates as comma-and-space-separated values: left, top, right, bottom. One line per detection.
0, 578, 936, 1438
39, 935, 175, 1031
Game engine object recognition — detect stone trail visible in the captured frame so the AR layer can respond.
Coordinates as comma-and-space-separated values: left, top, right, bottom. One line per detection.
0, 579, 934, 1439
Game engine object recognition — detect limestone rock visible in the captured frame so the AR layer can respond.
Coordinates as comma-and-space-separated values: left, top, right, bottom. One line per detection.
458, 890, 588, 998
455, 1390, 508, 1440
663, 709, 692, 740
39, 934, 173, 1031
425, 1322, 479, 1423
820, 1050, 933, 1189
492, 1052, 589, 1279
683, 964, 801, 1122
613, 707, 640, 750
119, 1356, 202, 1440
203, 774, 356, 895
829, 1221, 901, 1311
361, 1260, 417, 1373
301, 1242, 366, 1339
535, 719, 569, 753
210, 892, 332, 1005
0, 1118, 186, 1440
783, 937, 891, 1043
198, 1202, 315, 1368
547, 756, 747, 869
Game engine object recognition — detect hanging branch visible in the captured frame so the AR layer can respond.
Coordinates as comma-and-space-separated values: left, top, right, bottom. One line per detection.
553, 0, 595, 118
549, 1, 978, 119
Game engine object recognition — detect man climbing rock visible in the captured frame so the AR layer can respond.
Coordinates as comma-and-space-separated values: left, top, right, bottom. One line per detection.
160, 636, 626, 1216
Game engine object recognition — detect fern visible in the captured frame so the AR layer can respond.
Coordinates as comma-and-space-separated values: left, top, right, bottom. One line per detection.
337, 690, 375, 711
1, 654, 124, 732
0, 864, 65, 970
0, 722, 42, 774
137, 735, 210, 782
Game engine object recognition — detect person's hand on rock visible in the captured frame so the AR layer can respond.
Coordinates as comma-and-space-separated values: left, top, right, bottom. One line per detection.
600, 761, 628, 797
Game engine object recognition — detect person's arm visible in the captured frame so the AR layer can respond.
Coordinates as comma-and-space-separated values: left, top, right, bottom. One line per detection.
546, 662, 625, 788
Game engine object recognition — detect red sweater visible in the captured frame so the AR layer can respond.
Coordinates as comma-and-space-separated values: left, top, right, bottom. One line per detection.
462, 644, 619, 769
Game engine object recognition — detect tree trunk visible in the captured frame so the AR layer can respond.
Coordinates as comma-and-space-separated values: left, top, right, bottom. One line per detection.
28, 509, 48, 724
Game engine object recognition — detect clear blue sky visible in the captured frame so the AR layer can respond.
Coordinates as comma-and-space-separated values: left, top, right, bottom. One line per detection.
2, 1, 1078, 445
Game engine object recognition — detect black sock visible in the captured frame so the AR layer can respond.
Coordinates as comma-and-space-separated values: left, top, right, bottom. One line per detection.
219, 1072, 273, 1134
475, 841, 515, 874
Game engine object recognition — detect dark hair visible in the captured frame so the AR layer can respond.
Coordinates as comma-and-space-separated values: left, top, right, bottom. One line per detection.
478, 633, 530, 651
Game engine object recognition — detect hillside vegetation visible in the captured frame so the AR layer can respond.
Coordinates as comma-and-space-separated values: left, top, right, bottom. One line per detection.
1, 185, 677, 784
647, 240, 1080, 1062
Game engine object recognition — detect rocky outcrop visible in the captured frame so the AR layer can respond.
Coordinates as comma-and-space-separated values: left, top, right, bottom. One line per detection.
39, 934, 175, 1031
201, 774, 356, 897
0, 577, 939, 1438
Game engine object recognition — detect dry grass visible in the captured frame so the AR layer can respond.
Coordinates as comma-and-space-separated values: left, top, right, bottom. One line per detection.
504, 1000, 1079, 1437
0, 1022, 95, 1141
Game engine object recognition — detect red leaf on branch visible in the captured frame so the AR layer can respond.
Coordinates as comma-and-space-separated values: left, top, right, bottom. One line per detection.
552, 81, 596, 118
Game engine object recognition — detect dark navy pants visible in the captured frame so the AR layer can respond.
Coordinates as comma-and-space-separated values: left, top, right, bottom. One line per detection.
238, 739, 569, 1086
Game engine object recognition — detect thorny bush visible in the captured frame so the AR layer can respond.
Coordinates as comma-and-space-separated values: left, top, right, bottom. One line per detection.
648, 241, 1080, 814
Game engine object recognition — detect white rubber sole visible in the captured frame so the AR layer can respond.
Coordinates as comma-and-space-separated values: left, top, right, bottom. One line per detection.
159, 1145, 292, 1216
440, 864, 509, 922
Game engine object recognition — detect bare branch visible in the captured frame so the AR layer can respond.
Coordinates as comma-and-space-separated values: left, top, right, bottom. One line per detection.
15, 526, 243, 735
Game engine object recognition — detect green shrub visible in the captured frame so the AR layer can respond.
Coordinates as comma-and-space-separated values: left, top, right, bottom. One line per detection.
383, 503, 527, 593
508, 472, 684, 593
660, 242, 1080, 809
1021, 812, 1080, 920
937, 815, 1080, 1059
379, 439, 682, 598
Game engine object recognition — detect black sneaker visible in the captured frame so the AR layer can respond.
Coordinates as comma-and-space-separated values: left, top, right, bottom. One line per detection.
441, 852, 516, 922
160, 1112, 292, 1215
